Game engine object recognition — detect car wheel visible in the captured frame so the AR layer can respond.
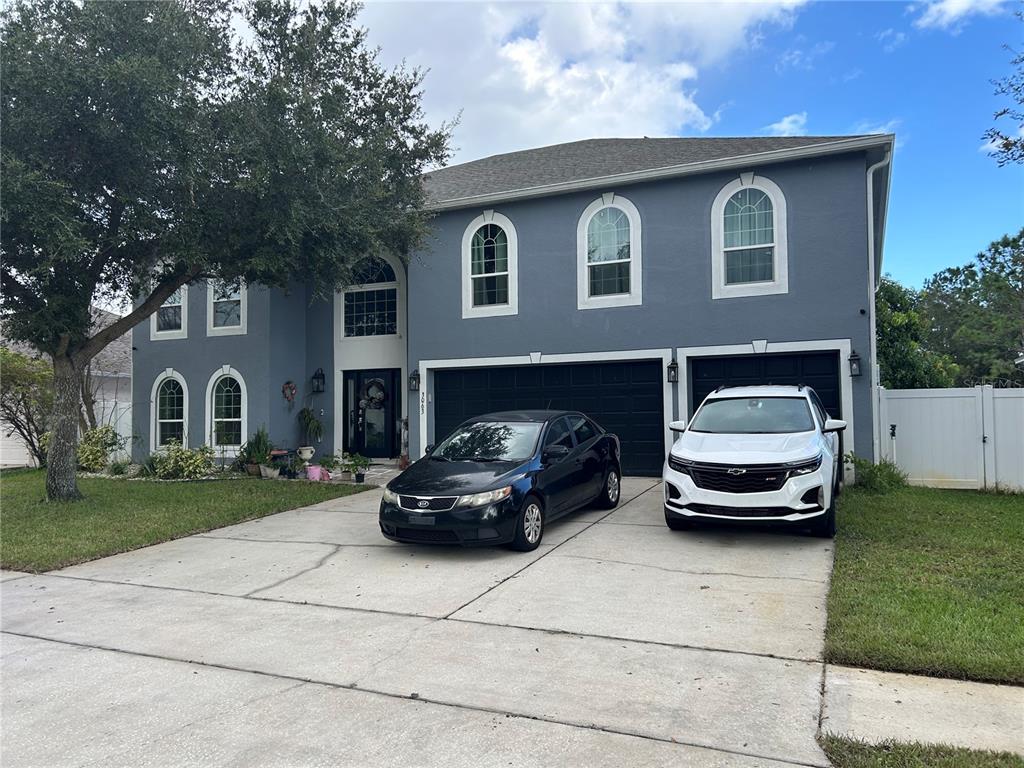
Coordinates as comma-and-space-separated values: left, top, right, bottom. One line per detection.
595, 465, 621, 509
811, 494, 837, 539
665, 510, 695, 531
511, 496, 545, 551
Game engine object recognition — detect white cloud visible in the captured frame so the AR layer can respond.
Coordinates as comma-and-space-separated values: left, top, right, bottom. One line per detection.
358, 1, 808, 162
776, 40, 835, 72
852, 118, 905, 148
912, 0, 1005, 30
765, 112, 808, 136
875, 28, 907, 52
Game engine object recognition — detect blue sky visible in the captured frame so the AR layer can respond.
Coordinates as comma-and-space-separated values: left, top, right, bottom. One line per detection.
362, 0, 1022, 287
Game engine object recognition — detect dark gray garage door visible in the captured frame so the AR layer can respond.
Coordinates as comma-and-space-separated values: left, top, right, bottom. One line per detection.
434, 361, 665, 476
690, 351, 841, 417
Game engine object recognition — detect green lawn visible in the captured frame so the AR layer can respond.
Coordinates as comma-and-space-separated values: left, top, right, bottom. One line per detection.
822, 737, 1024, 768
826, 486, 1024, 684
0, 470, 371, 572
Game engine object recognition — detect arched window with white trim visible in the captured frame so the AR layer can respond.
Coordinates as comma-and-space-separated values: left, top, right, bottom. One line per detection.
204, 366, 248, 454
150, 370, 188, 451
710, 174, 788, 299
461, 211, 518, 318
343, 256, 399, 337
577, 193, 642, 309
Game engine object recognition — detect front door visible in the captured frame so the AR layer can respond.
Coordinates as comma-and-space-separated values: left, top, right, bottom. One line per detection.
344, 369, 400, 459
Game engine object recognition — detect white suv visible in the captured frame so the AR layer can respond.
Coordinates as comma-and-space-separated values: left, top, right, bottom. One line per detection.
663, 385, 846, 538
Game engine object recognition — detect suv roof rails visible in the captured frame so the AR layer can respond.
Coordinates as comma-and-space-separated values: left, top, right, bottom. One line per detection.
714, 385, 726, 392
797, 382, 805, 391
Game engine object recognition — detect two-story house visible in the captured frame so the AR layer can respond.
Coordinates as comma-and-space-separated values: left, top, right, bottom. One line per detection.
132, 134, 893, 478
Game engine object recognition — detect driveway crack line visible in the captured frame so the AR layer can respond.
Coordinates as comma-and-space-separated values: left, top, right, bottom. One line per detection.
2, 630, 829, 768
244, 544, 342, 597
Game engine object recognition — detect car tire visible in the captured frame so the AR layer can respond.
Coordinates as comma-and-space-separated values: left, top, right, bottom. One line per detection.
510, 495, 545, 552
595, 465, 622, 509
811, 493, 837, 539
665, 510, 696, 531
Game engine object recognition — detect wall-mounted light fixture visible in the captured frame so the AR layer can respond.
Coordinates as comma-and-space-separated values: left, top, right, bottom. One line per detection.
311, 368, 326, 393
848, 352, 862, 378
666, 359, 679, 384
409, 370, 420, 391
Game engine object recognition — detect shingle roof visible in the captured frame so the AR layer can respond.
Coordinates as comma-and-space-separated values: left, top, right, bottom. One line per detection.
423, 135, 886, 208
0, 307, 131, 377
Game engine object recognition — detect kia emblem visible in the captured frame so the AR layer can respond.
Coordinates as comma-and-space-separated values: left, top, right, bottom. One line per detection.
727, 468, 746, 476
417, 500, 429, 508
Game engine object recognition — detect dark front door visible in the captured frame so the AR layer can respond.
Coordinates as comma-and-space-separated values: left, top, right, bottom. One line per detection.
345, 369, 401, 459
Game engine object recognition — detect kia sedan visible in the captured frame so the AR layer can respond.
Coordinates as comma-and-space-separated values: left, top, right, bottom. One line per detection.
380, 411, 621, 551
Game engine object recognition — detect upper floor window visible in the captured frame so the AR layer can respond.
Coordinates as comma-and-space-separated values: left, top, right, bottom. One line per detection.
204, 366, 247, 454
710, 174, 788, 300
461, 211, 518, 319
150, 285, 187, 340
207, 279, 247, 336
150, 369, 188, 451
577, 194, 642, 310
344, 256, 398, 337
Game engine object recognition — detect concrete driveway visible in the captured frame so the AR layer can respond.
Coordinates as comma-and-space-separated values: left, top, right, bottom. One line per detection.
2, 479, 834, 767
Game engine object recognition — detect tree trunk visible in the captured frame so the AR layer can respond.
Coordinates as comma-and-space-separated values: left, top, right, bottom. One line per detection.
46, 355, 83, 501
80, 364, 98, 430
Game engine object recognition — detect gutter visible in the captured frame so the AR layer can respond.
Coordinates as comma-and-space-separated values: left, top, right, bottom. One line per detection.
427, 134, 896, 212
866, 149, 892, 463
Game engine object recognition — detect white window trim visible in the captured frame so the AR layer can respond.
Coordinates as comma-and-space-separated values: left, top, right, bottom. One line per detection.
577, 193, 643, 310
203, 365, 248, 456
206, 280, 248, 337
710, 173, 789, 300
461, 210, 519, 319
149, 284, 188, 341
342, 255, 402, 340
149, 368, 189, 452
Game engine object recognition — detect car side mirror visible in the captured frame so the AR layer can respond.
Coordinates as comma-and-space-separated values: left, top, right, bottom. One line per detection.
669, 420, 688, 433
823, 419, 847, 433
542, 444, 570, 464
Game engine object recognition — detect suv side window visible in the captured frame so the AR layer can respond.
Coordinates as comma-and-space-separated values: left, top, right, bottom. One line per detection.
544, 418, 575, 451
569, 415, 598, 445
807, 389, 828, 426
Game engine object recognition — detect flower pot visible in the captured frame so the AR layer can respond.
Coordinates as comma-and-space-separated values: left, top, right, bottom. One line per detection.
306, 465, 322, 481
354, 472, 365, 483
259, 464, 280, 479
340, 470, 352, 481
297, 446, 315, 465
245, 463, 261, 477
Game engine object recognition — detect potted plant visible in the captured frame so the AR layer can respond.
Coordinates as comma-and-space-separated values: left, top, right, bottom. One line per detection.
345, 452, 372, 483
285, 453, 304, 480
297, 407, 323, 466
239, 427, 272, 476
337, 452, 353, 481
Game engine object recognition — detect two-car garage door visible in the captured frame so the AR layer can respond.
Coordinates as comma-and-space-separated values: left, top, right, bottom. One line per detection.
431, 350, 842, 478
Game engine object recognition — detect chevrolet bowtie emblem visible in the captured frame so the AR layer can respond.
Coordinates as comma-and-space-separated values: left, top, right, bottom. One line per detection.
726, 468, 747, 475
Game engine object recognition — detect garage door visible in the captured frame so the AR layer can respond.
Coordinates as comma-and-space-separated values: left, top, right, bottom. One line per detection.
690, 351, 841, 417
434, 361, 665, 476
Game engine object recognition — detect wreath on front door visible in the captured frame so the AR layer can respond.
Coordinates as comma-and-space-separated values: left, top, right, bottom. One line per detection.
282, 381, 297, 403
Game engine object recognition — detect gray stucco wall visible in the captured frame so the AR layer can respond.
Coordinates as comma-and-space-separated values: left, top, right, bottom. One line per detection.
407, 151, 876, 458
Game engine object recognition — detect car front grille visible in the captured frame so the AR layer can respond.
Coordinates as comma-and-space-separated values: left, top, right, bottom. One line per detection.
689, 465, 788, 494
399, 495, 458, 511
394, 527, 459, 543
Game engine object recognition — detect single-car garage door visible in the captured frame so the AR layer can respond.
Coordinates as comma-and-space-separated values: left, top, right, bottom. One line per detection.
434, 361, 665, 476
690, 351, 842, 417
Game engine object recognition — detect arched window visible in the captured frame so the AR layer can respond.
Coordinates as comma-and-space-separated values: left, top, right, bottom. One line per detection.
150, 370, 188, 451
577, 194, 642, 309
204, 366, 247, 453
461, 211, 518, 318
710, 174, 788, 299
344, 256, 398, 337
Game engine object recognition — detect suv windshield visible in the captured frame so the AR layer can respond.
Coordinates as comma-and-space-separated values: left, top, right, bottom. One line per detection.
432, 421, 542, 462
689, 397, 815, 434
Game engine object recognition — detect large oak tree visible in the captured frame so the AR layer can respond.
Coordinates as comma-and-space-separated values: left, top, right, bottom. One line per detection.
1, 0, 450, 500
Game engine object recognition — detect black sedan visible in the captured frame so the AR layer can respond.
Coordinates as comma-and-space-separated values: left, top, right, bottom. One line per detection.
379, 411, 622, 551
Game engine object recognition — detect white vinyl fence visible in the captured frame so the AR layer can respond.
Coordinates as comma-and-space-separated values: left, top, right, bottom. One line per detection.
0, 400, 132, 468
878, 386, 1024, 491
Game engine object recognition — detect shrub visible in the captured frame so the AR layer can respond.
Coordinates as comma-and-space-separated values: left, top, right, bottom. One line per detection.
234, 426, 273, 469
78, 425, 127, 472
108, 460, 129, 476
151, 441, 214, 480
844, 452, 908, 494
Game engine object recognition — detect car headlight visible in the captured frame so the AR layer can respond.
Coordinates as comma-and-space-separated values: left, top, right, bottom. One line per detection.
667, 454, 694, 474
787, 455, 823, 476
457, 486, 512, 507
382, 487, 399, 505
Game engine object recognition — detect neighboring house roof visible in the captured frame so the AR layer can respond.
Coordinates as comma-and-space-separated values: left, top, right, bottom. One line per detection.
0, 307, 132, 378
423, 135, 894, 211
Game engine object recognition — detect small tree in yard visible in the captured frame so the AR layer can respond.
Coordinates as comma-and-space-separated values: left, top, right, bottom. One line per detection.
0, 347, 54, 467
0, 0, 450, 500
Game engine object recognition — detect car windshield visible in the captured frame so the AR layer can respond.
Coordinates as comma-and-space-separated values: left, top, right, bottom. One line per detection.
689, 397, 815, 434
432, 421, 543, 462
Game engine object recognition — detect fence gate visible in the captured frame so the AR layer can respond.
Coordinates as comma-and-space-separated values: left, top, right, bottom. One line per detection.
878, 386, 1024, 491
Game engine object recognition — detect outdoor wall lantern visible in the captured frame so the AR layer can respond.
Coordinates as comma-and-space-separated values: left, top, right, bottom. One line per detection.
311, 368, 326, 393
666, 360, 679, 384
848, 352, 862, 378
409, 370, 420, 391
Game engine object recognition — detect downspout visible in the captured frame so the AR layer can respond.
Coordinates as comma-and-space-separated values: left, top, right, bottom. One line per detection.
866, 150, 892, 463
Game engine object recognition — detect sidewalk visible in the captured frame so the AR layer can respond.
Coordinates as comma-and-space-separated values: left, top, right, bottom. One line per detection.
822, 665, 1024, 756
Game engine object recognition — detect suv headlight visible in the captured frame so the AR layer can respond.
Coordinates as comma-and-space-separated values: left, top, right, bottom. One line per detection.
667, 454, 694, 474
457, 486, 512, 507
787, 455, 823, 476
382, 487, 399, 505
